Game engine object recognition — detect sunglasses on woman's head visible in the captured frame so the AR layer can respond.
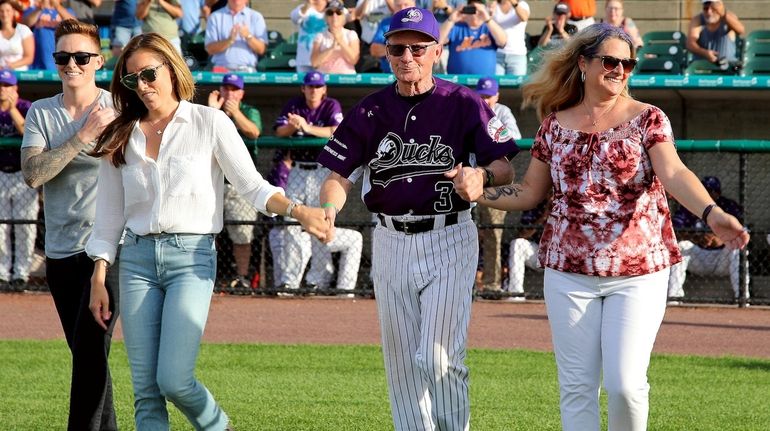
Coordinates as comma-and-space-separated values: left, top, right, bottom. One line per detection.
385, 42, 438, 57
325, 9, 344, 16
120, 64, 165, 90
588, 55, 637, 73
52, 51, 100, 66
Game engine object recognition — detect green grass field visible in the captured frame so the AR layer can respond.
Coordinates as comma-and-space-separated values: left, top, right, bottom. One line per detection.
2, 340, 769, 430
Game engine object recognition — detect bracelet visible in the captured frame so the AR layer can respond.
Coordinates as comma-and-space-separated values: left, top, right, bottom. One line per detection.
285, 201, 299, 218
701, 203, 717, 224
322, 202, 338, 214
481, 167, 494, 187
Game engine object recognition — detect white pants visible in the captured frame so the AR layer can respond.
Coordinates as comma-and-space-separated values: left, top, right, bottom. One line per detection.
506, 238, 540, 293
0, 171, 39, 281
544, 268, 669, 431
668, 240, 748, 299
307, 228, 363, 291
372, 218, 476, 431
280, 165, 362, 290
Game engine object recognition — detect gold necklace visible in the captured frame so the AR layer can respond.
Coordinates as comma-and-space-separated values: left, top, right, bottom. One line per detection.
584, 98, 618, 127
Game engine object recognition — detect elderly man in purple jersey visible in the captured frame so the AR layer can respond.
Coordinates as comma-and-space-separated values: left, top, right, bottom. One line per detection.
318, 7, 518, 430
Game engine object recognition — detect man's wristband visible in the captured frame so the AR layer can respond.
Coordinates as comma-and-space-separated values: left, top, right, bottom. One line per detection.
701, 203, 717, 225
322, 202, 338, 214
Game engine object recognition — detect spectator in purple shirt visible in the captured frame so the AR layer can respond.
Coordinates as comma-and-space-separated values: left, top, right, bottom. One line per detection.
0, 69, 35, 291
273, 71, 362, 296
668, 176, 748, 303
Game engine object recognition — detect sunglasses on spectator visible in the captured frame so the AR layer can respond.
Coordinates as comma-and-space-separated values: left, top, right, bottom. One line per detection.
52, 51, 100, 66
386, 42, 438, 57
120, 64, 165, 90
325, 9, 344, 16
588, 55, 638, 73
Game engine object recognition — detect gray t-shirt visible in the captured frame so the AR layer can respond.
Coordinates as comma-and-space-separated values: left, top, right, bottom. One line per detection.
22, 90, 113, 259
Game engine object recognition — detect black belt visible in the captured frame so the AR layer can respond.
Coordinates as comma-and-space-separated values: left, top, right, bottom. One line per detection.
378, 213, 459, 234
296, 162, 318, 170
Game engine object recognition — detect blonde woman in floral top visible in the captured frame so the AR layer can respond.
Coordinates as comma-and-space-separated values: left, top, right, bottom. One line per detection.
448, 23, 748, 431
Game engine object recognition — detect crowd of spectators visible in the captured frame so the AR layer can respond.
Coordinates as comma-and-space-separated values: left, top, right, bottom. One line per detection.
0, 0, 762, 301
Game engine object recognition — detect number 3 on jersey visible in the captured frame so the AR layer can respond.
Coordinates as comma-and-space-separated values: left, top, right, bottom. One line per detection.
434, 181, 455, 213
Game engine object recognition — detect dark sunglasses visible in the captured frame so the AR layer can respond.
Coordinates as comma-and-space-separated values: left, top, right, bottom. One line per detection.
588, 55, 638, 73
386, 42, 437, 57
52, 51, 100, 66
120, 64, 165, 90
325, 9, 344, 16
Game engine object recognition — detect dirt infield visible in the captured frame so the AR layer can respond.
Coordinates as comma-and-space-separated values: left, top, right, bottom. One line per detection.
1, 293, 769, 359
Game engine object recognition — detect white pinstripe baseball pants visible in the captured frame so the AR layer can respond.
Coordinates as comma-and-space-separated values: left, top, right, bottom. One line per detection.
372, 219, 477, 431
544, 267, 669, 431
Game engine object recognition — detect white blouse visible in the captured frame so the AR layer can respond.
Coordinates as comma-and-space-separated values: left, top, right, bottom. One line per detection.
86, 100, 283, 264
0, 24, 32, 71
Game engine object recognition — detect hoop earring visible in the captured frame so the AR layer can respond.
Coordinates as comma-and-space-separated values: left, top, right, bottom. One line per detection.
581, 71, 586, 82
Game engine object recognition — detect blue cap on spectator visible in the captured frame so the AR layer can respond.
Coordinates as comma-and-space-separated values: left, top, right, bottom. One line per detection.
0, 69, 17, 86
702, 176, 721, 193
221, 73, 244, 89
475, 76, 499, 96
303, 70, 326, 86
385, 7, 440, 42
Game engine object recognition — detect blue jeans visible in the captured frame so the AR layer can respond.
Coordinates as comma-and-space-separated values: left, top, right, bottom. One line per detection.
119, 230, 228, 431
496, 52, 527, 76
111, 25, 143, 48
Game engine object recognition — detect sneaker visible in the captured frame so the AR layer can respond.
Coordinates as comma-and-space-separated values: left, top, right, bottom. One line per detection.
9, 278, 26, 292
338, 292, 355, 299
666, 297, 683, 306
502, 296, 526, 302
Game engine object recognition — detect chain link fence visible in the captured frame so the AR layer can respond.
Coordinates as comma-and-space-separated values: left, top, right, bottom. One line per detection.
1, 144, 768, 306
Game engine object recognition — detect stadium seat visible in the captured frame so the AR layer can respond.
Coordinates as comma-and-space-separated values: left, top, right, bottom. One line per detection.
256, 53, 296, 72
743, 57, 770, 75
685, 59, 730, 75
271, 41, 298, 57
267, 30, 285, 50
745, 30, 770, 48
635, 57, 681, 75
637, 43, 687, 68
743, 41, 770, 60
526, 46, 552, 75
642, 31, 687, 48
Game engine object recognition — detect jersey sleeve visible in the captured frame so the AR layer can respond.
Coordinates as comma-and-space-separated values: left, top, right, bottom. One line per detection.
317, 102, 368, 179
466, 91, 519, 166
327, 99, 344, 126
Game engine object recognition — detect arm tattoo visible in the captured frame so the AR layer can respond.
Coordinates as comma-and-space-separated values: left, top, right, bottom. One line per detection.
483, 184, 522, 201
21, 135, 90, 188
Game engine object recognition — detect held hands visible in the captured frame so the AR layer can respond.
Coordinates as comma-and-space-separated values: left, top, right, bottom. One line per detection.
293, 204, 330, 242
321, 205, 337, 244
707, 208, 750, 250
238, 25, 251, 40
444, 162, 486, 202
89, 269, 111, 331
229, 25, 239, 42
77, 104, 117, 144
222, 99, 239, 117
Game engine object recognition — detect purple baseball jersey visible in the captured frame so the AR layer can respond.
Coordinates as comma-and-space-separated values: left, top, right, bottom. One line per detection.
317, 78, 519, 216
274, 96, 344, 162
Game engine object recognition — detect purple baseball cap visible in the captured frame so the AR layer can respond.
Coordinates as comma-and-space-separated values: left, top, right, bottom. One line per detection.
303, 70, 326, 86
0, 69, 17, 86
221, 73, 244, 89
384, 7, 440, 42
702, 176, 721, 193
475, 76, 499, 97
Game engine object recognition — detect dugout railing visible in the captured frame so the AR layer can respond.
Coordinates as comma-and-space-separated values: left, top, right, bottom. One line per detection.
1, 136, 769, 307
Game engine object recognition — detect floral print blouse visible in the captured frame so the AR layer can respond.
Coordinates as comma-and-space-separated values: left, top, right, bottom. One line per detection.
531, 105, 682, 277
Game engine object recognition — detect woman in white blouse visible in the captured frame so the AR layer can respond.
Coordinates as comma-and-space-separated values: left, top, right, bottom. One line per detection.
0, 0, 34, 70
86, 33, 329, 430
